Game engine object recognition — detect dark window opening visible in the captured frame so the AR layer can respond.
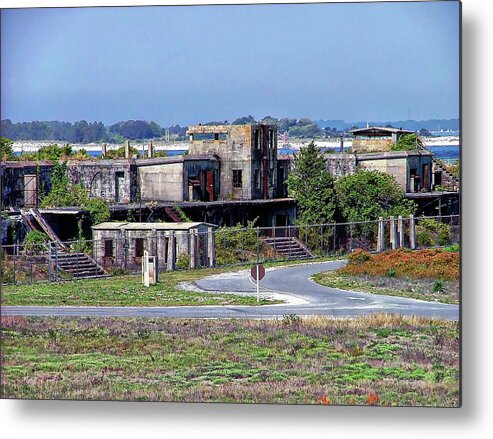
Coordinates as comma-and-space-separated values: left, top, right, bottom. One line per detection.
104, 239, 114, 258
269, 130, 274, 148
232, 170, 243, 188
193, 132, 227, 141
135, 238, 144, 258
253, 129, 260, 149
254, 169, 260, 189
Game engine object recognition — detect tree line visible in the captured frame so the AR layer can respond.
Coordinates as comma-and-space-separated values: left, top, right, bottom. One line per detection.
1, 119, 188, 144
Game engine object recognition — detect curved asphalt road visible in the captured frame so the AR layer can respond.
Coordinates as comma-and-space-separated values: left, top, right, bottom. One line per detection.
2, 261, 459, 320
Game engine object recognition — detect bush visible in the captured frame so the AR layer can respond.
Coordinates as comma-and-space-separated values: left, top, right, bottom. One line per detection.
175, 253, 190, 270
23, 231, 49, 254
416, 219, 451, 247
215, 220, 260, 265
348, 249, 371, 264
86, 198, 111, 225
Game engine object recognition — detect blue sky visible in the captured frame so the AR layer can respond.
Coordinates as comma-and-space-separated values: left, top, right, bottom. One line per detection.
1, 1, 460, 126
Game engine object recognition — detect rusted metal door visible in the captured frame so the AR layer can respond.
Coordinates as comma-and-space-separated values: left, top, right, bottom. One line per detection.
205, 171, 215, 201
24, 174, 38, 207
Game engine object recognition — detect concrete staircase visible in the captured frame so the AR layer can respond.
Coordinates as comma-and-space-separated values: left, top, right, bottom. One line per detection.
21, 208, 108, 280
51, 251, 108, 280
432, 160, 460, 191
262, 236, 313, 260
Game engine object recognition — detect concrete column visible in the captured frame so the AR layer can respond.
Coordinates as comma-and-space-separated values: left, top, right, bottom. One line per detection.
389, 216, 397, 250
409, 176, 415, 193
409, 214, 416, 250
148, 141, 153, 159
397, 215, 404, 248
167, 231, 176, 271
207, 227, 215, 268
124, 140, 131, 159
101, 143, 107, 158
377, 217, 385, 253
189, 230, 198, 269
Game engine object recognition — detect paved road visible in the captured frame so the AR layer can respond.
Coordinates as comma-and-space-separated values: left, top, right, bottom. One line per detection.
2, 261, 459, 320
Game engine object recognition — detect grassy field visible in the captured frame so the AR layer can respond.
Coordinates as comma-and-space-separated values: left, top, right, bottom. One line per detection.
1, 314, 460, 406
1, 257, 342, 307
313, 249, 459, 304
0, 269, 278, 307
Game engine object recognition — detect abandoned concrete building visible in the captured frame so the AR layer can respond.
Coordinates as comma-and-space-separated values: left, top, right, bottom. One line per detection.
322, 127, 459, 215
0, 161, 53, 208
187, 124, 283, 200
136, 155, 221, 202
67, 159, 137, 204
91, 221, 217, 272
349, 126, 415, 152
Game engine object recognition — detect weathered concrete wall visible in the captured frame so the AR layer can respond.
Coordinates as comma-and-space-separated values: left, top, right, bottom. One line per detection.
92, 224, 215, 271
325, 154, 357, 178
356, 151, 433, 192
357, 156, 408, 189
138, 162, 184, 202
68, 160, 137, 204
352, 138, 392, 152
1, 161, 53, 208
187, 124, 278, 200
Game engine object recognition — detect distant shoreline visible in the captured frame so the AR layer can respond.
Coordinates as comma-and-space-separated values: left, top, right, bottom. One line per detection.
11, 136, 460, 153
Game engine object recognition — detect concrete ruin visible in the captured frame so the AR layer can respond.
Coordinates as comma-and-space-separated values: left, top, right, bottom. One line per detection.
187, 124, 280, 200
0, 161, 53, 208
91, 221, 217, 271
349, 126, 415, 152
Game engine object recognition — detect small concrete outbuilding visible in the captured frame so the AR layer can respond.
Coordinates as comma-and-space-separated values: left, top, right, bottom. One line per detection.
92, 221, 217, 272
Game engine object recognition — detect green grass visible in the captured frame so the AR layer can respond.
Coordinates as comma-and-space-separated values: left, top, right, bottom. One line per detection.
312, 271, 459, 304
1, 257, 340, 307
0, 269, 275, 307
1, 314, 459, 406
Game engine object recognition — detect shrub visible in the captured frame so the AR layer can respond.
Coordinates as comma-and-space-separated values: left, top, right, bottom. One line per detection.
348, 249, 371, 264
215, 220, 260, 265
416, 219, 451, 247
86, 198, 111, 225
23, 231, 49, 254
175, 253, 190, 270
341, 248, 459, 280
385, 268, 397, 278
432, 280, 445, 293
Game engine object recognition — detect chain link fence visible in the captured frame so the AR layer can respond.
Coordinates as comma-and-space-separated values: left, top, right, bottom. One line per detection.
1, 214, 459, 286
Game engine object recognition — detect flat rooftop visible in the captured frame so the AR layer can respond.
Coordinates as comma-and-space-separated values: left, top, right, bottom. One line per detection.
92, 221, 217, 231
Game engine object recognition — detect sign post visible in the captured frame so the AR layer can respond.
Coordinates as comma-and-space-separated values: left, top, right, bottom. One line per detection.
250, 264, 265, 302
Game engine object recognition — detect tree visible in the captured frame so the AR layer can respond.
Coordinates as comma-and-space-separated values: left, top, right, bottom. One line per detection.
391, 133, 424, 151
1, 137, 15, 160
336, 170, 416, 223
287, 141, 337, 225
232, 115, 256, 125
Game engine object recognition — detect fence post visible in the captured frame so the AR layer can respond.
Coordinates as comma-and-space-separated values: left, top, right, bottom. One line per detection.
320, 225, 323, 255
189, 230, 197, 269
207, 227, 215, 268
389, 216, 397, 250
13, 244, 16, 284
349, 222, 354, 252
377, 217, 385, 252
397, 215, 404, 248
48, 241, 52, 282
54, 241, 59, 282
409, 214, 416, 250
167, 231, 176, 271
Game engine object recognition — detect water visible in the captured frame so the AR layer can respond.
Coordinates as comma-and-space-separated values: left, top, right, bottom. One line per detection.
279, 144, 460, 163
15, 145, 460, 163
